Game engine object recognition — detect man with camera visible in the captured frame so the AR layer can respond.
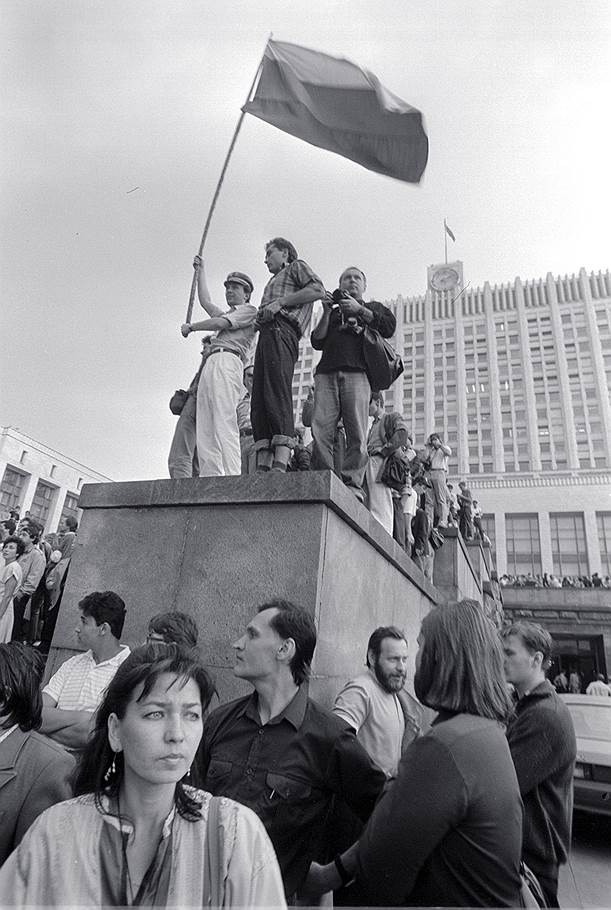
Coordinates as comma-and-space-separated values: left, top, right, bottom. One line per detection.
423, 432, 452, 528
311, 267, 396, 501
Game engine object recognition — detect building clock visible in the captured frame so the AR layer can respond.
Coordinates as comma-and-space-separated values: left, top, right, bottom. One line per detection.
429, 266, 460, 292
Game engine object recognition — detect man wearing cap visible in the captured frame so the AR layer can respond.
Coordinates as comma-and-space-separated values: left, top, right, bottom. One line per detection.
181, 256, 257, 476
252, 238, 325, 472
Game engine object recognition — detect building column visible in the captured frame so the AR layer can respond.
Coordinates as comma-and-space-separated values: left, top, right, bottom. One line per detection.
579, 268, 611, 463
20, 473, 39, 515
424, 290, 435, 439
454, 303, 469, 475
47, 485, 67, 533
495, 510, 507, 576
514, 278, 541, 471
546, 273, 579, 469
538, 511, 553, 575
483, 283, 505, 473
584, 509, 602, 575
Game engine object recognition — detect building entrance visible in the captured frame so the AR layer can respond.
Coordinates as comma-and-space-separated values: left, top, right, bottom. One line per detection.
550, 633, 607, 693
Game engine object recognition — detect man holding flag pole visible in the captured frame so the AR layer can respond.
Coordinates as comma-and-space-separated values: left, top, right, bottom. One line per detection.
180, 38, 428, 475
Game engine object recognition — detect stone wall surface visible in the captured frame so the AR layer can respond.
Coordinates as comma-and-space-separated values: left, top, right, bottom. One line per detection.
48, 472, 447, 707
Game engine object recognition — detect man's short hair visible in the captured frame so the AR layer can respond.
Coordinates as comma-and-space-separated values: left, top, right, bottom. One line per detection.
366, 626, 406, 668
64, 516, 79, 532
147, 611, 199, 650
265, 237, 298, 263
20, 523, 41, 543
339, 266, 367, 288
370, 390, 384, 407
257, 599, 316, 686
0, 643, 44, 731
502, 621, 553, 670
79, 591, 126, 640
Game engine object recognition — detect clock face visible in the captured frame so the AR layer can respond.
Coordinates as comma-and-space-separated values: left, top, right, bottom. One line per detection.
430, 267, 459, 291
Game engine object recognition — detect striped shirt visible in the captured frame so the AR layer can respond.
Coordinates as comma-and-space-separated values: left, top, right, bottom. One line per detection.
259, 259, 324, 337
43, 646, 131, 711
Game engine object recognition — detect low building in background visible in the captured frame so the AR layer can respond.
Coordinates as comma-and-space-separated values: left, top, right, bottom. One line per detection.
0, 427, 111, 533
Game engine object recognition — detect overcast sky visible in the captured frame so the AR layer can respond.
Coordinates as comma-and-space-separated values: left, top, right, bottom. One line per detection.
2, 1, 610, 481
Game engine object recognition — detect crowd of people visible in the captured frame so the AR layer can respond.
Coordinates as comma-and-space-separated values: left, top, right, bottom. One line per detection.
0, 592, 578, 907
168, 240, 494, 583
0, 507, 78, 650
500, 572, 611, 589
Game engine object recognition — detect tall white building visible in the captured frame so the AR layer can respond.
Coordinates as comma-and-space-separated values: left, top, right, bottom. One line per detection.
292, 266, 611, 578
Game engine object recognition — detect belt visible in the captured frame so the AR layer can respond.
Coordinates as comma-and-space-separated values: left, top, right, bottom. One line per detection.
239, 427, 253, 437
208, 347, 242, 360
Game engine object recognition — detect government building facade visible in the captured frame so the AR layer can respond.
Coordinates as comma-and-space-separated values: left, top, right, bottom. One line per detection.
292, 265, 611, 677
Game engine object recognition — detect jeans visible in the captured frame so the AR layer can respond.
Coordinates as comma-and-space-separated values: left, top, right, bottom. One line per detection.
251, 318, 299, 449
311, 370, 370, 491
425, 469, 449, 527
168, 393, 198, 478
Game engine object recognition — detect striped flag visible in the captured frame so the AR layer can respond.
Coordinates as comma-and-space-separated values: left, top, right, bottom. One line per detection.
244, 40, 428, 184
444, 219, 456, 242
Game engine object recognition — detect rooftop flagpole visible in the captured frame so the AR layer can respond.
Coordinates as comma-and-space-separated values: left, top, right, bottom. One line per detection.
444, 218, 448, 264
185, 35, 272, 324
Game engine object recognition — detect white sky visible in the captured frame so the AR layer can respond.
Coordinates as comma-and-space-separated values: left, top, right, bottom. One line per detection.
2, 0, 610, 480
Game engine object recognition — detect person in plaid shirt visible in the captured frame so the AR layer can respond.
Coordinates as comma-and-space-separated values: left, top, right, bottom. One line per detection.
252, 238, 325, 472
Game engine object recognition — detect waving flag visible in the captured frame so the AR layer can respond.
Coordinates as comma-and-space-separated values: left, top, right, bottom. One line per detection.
243, 40, 428, 184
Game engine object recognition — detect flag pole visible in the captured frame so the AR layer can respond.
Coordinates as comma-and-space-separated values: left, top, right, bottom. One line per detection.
184, 36, 271, 324
444, 218, 448, 264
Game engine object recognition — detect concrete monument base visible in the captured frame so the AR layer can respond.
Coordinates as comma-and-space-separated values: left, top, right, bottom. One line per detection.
47, 472, 447, 706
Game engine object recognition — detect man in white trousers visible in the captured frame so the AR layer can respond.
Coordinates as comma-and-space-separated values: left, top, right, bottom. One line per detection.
181, 256, 257, 476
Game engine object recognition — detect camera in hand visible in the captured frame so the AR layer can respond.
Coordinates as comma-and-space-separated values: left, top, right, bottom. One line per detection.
331, 289, 362, 334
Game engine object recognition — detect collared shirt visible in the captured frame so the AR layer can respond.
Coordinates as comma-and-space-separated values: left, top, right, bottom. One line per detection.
208, 303, 257, 363
333, 669, 405, 777
0, 724, 18, 746
259, 260, 324, 338
43, 646, 131, 711
426, 443, 452, 471
199, 685, 386, 897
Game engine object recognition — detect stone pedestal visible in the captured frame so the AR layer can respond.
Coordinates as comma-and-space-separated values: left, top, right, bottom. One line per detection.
49, 472, 442, 707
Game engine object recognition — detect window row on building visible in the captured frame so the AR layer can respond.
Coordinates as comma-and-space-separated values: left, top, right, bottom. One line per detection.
0, 465, 80, 530
481, 511, 611, 577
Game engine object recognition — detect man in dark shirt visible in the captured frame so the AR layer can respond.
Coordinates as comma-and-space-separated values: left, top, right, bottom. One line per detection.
198, 599, 386, 900
502, 621, 576, 907
311, 267, 396, 502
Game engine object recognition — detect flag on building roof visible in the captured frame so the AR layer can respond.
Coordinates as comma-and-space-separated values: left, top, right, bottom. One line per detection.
444, 219, 456, 242
243, 39, 428, 184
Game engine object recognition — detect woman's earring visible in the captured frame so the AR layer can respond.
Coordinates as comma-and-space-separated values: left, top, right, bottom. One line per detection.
104, 751, 117, 782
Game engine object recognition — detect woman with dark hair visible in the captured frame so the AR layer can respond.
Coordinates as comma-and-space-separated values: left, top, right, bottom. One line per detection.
305, 600, 523, 907
0, 642, 74, 864
0, 644, 286, 907
0, 535, 24, 642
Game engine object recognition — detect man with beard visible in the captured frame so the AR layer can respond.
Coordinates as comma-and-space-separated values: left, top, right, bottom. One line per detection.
333, 626, 427, 778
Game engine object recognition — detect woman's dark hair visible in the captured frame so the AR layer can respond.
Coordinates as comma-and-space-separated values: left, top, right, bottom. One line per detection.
74, 644, 217, 820
2, 519, 16, 535
258, 599, 316, 686
64, 516, 79, 532
2, 535, 25, 557
0, 643, 44, 731
415, 599, 512, 723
